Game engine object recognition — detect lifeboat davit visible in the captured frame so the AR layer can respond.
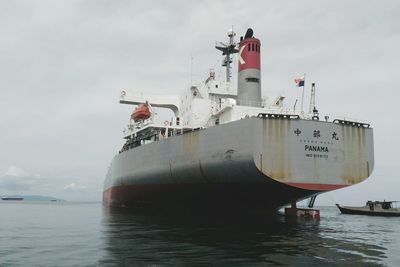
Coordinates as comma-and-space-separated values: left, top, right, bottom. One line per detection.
131, 102, 151, 122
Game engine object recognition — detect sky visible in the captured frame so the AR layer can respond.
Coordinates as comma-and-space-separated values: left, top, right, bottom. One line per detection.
1, 0, 399, 203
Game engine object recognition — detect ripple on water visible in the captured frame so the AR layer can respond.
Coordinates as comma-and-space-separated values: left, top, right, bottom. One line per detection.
0, 203, 398, 266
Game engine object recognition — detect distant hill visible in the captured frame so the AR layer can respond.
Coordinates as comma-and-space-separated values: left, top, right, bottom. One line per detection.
0, 195, 65, 202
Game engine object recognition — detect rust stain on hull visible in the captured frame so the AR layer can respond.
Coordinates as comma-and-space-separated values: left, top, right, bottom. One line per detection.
257, 117, 374, 187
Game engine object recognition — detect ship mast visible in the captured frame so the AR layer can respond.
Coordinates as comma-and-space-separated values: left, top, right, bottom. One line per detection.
215, 29, 239, 82
309, 82, 316, 114
309, 82, 319, 119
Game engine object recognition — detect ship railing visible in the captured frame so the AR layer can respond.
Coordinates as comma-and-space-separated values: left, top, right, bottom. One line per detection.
256, 112, 372, 128
257, 112, 300, 120
123, 117, 156, 136
332, 116, 371, 128
257, 108, 301, 119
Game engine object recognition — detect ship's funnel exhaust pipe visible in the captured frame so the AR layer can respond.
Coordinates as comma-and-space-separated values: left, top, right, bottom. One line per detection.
237, 28, 262, 107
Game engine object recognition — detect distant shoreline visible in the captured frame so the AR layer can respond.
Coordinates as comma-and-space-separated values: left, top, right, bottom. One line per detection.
0, 195, 65, 202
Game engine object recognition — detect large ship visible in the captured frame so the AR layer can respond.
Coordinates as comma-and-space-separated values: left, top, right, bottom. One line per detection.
103, 28, 374, 212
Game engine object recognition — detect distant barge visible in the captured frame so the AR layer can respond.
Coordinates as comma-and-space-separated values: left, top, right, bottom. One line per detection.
336, 201, 400, 217
1, 197, 24, 201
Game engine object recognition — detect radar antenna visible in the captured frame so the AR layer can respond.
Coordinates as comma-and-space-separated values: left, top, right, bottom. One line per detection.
215, 29, 239, 82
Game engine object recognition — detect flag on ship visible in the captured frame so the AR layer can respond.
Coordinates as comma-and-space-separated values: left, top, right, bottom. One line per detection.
294, 76, 305, 87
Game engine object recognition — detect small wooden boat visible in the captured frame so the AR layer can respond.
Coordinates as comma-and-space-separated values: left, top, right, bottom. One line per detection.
336, 201, 400, 216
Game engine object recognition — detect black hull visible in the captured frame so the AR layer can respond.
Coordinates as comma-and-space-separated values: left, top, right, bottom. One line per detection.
104, 182, 320, 213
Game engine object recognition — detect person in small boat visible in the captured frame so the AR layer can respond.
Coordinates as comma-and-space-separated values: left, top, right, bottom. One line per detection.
367, 201, 374, 211
382, 201, 391, 210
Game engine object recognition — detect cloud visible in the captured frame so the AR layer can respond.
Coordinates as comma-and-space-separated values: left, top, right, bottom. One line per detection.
0, 165, 94, 199
63, 182, 87, 192
0, 165, 37, 191
0, 176, 35, 191
4, 165, 30, 177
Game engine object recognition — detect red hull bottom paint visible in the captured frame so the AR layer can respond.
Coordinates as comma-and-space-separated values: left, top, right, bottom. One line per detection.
103, 182, 345, 212
285, 182, 347, 191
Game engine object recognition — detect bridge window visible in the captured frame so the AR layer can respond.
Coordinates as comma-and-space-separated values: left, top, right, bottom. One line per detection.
252, 43, 255, 51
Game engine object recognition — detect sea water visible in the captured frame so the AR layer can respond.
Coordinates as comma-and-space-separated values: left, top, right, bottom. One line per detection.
0, 202, 399, 266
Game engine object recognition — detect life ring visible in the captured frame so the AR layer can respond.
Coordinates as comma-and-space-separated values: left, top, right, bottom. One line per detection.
164, 120, 169, 126
121, 90, 126, 97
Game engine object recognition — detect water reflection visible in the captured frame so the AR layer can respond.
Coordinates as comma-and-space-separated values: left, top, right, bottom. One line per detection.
100, 207, 387, 266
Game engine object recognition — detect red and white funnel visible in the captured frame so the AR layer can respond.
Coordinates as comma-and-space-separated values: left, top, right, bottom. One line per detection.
237, 28, 262, 107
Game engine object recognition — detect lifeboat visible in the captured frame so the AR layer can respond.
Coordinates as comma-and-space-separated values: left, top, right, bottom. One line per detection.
131, 101, 151, 122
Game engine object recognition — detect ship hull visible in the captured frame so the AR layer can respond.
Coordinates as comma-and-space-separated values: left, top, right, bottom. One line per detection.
103, 117, 374, 211
103, 181, 326, 212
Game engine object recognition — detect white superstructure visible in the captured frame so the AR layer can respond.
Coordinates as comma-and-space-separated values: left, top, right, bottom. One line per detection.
119, 28, 312, 138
